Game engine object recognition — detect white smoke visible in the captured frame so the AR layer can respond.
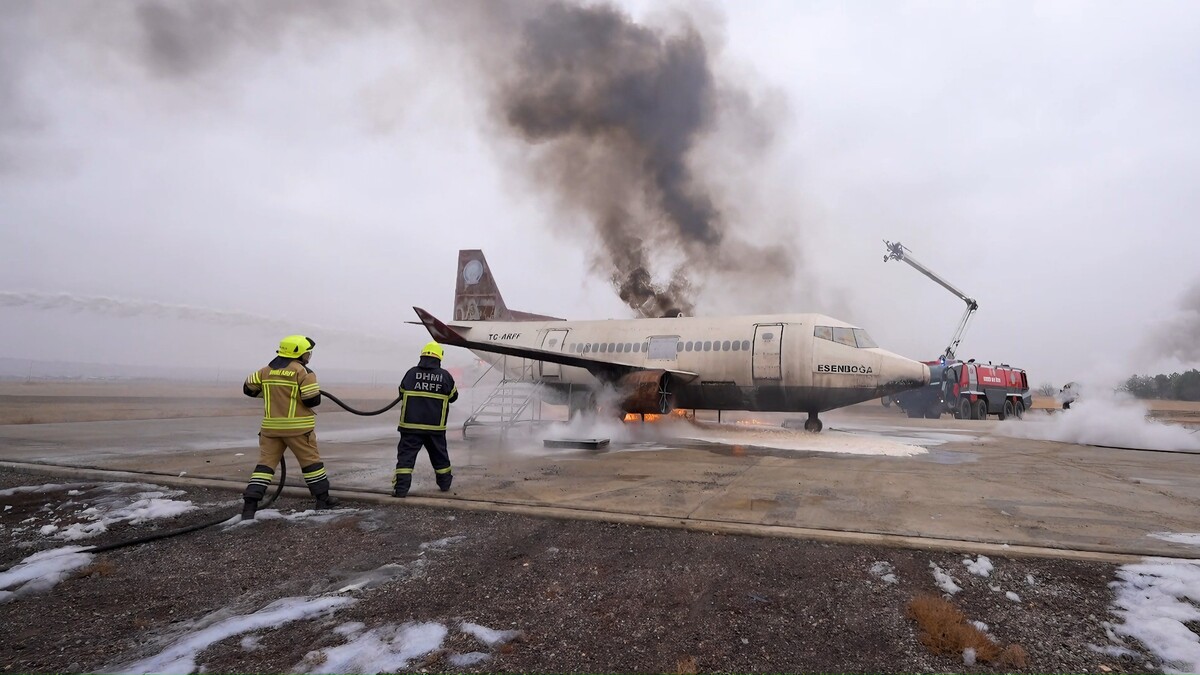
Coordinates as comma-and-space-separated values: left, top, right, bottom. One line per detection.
1000, 389, 1200, 452
0, 291, 400, 353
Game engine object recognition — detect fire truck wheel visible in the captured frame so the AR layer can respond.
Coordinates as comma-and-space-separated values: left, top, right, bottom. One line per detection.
957, 399, 972, 420
1014, 400, 1025, 418
973, 400, 987, 420
924, 407, 941, 419
1001, 400, 1015, 420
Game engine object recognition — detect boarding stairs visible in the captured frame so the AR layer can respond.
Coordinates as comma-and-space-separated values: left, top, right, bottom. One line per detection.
462, 358, 545, 439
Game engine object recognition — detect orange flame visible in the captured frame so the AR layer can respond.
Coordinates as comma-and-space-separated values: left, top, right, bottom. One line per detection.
622, 409, 692, 423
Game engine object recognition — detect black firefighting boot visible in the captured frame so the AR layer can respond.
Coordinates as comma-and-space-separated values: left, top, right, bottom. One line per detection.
314, 492, 340, 510
436, 473, 453, 493
241, 498, 259, 521
392, 471, 411, 498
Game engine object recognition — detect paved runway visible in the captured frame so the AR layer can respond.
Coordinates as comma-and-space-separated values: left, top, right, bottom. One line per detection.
2, 399, 1199, 558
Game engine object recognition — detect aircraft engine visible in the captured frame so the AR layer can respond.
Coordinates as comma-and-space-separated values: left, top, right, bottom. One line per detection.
617, 370, 674, 415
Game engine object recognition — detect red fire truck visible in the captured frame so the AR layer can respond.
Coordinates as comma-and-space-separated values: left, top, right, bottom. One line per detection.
892, 359, 1032, 420
946, 360, 1032, 419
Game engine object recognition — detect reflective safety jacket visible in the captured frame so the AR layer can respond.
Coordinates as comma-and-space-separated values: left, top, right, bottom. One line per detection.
244, 356, 321, 437
398, 356, 458, 432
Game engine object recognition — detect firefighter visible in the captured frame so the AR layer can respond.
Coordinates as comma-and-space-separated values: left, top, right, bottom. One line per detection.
240, 335, 339, 519
393, 341, 458, 497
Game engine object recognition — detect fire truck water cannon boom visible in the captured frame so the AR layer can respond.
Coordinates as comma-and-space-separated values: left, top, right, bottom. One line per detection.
883, 240, 978, 360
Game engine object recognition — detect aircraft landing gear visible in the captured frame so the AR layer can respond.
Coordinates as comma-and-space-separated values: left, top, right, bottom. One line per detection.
803, 413, 823, 433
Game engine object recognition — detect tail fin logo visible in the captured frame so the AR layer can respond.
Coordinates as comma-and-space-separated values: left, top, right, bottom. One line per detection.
462, 259, 484, 285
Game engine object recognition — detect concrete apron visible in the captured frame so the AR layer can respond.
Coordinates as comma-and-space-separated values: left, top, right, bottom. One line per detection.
1, 410, 1199, 561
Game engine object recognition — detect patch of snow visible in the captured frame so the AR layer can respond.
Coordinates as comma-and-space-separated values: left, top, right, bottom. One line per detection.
39, 525, 58, 536
3, 505, 10, 511
1006, 591, 1021, 602
119, 596, 354, 675
972, 620, 989, 633
0, 546, 95, 603
419, 535, 467, 551
869, 561, 898, 585
1109, 558, 1200, 674
55, 498, 197, 541
1087, 643, 1138, 658
461, 621, 521, 647
225, 508, 357, 529
1026, 574, 1037, 586
1150, 533, 1200, 547
962, 647, 977, 665
963, 555, 993, 577
334, 622, 365, 637
0, 483, 72, 497
240, 636, 262, 652
67, 490, 81, 496
929, 562, 961, 595
294, 622, 447, 675
989, 584, 1002, 592
448, 652, 490, 667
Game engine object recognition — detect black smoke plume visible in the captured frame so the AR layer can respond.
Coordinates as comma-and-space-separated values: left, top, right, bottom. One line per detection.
482, 1, 793, 316
6, 0, 800, 315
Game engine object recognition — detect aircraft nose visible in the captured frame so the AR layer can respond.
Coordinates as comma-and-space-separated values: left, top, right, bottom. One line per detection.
878, 352, 930, 394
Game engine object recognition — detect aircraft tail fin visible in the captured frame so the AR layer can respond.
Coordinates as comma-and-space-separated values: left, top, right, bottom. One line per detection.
453, 249, 563, 322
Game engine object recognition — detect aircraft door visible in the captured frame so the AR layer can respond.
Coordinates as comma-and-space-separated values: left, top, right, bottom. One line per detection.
752, 324, 784, 380
539, 329, 570, 378
967, 364, 978, 391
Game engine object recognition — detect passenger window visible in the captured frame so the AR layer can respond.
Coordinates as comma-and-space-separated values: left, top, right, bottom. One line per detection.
605, 343, 612, 353
703, 341, 712, 351
741, 340, 751, 351
685, 341, 693, 352
628, 343, 635, 352
676, 342, 684, 352
814, 326, 834, 341
616, 343, 624, 353
732, 340, 741, 352
643, 341, 650, 352
722, 340, 731, 351
592, 343, 599, 353
832, 327, 857, 347
633, 343, 641, 353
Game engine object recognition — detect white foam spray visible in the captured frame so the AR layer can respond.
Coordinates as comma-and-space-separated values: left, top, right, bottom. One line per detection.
1000, 390, 1200, 452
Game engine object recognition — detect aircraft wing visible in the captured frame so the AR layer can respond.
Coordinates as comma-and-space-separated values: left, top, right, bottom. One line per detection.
412, 307, 699, 384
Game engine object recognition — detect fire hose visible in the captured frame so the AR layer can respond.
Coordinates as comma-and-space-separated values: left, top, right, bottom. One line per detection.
0, 462, 287, 574
1, 392, 396, 571
321, 391, 402, 416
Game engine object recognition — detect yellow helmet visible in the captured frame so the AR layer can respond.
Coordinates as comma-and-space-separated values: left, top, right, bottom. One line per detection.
277, 335, 315, 359
420, 341, 444, 360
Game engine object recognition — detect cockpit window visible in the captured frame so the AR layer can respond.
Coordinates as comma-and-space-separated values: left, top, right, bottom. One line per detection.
832, 327, 857, 347
815, 325, 876, 348
852, 329, 877, 348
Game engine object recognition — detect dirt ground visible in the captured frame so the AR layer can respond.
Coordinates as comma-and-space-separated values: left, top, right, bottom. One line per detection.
0, 465, 1160, 674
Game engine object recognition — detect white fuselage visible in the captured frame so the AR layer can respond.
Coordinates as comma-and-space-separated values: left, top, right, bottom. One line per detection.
459, 313, 929, 414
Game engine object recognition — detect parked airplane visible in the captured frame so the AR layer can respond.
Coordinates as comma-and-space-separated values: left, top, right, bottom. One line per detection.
413, 250, 929, 432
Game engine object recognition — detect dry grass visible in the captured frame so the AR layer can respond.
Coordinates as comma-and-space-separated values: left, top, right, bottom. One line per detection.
676, 655, 699, 674
72, 559, 117, 579
907, 594, 1026, 667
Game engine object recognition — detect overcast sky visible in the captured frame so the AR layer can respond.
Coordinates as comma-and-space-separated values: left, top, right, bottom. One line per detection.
1, 0, 1198, 386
